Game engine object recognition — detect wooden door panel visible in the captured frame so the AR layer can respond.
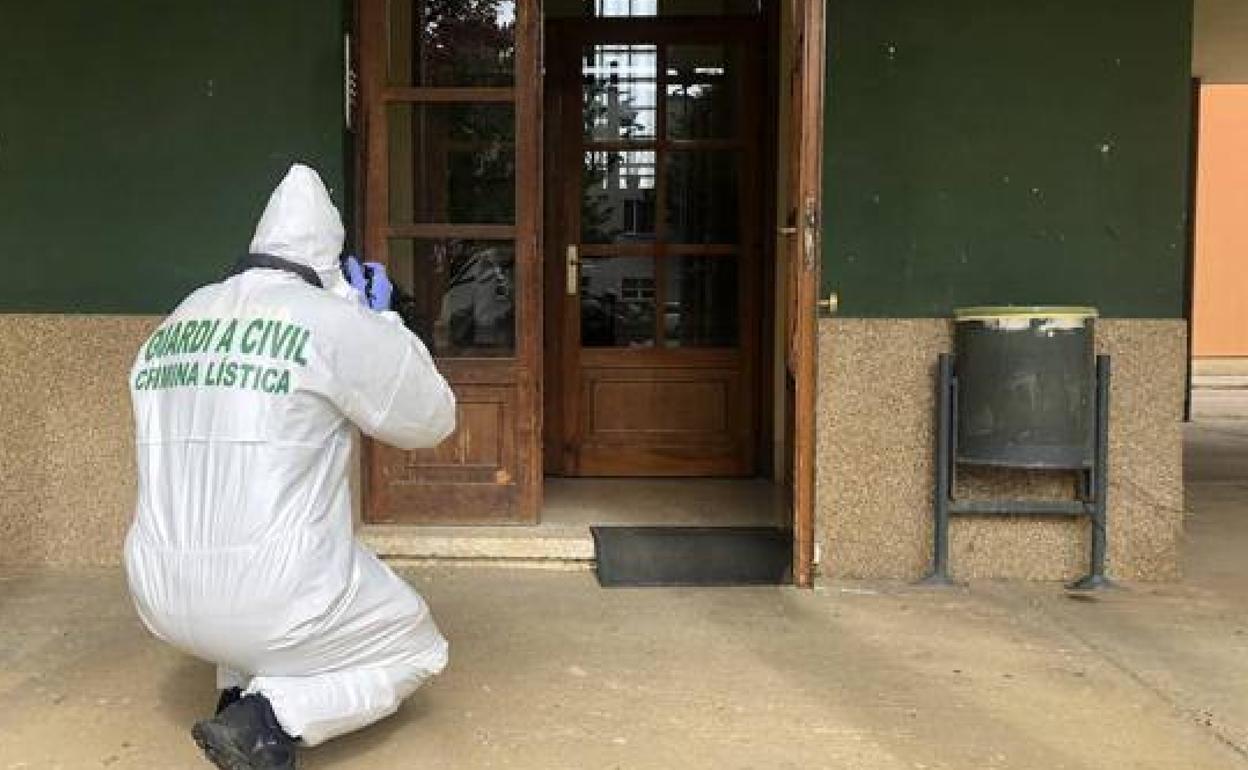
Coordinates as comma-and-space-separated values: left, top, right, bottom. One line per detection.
368, 384, 521, 523
575, 367, 750, 476
584, 370, 733, 438
395, 386, 515, 480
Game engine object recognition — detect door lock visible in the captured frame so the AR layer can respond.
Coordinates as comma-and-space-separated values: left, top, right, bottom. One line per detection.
802, 196, 819, 271
566, 245, 580, 296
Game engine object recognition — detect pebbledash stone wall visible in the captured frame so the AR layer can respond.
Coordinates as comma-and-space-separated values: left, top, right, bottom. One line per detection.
0, 314, 1187, 582
0, 315, 157, 564
0, 314, 365, 566
815, 318, 1186, 581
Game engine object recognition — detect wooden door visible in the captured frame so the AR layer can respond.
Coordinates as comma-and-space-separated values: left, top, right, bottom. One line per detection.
785, 0, 824, 587
547, 18, 765, 477
360, 0, 542, 524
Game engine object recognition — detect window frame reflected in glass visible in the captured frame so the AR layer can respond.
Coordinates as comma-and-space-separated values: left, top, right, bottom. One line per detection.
579, 254, 658, 348
582, 43, 658, 141
581, 150, 658, 244
585, 0, 761, 17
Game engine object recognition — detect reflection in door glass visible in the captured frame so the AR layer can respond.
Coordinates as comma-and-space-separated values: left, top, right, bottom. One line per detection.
387, 103, 515, 225
666, 150, 739, 243
583, 44, 657, 140
580, 256, 656, 347
582, 151, 656, 244
666, 45, 739, 140
583, 0, 760, 16
664, 255, 737, 347
388, 239, 516, 357
387, 0, 516, 87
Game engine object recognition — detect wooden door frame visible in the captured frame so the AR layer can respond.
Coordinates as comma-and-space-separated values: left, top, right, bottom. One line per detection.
350, 0, 821, 584
788, 0, 825, 588
356, 0, 544, 524
543, 15, 769, 478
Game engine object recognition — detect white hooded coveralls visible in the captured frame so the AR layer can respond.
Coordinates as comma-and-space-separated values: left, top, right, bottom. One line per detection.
124, 165, 456, 746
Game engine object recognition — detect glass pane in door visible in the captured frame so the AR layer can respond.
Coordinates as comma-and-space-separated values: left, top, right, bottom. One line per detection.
583, 0, 761, 16
582, 150, 657, 243
665, 150, 739, 243
664, 254, 737, 347
580, 255, 657, 347
666, 44, 739, 140
583, 44, 658, 140
387, 103, 516, 225
388, 239, 516, 357
387, 0, 517, 87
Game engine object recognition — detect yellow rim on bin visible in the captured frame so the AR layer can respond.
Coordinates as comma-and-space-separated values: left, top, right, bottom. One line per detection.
953, 306, 1098, 323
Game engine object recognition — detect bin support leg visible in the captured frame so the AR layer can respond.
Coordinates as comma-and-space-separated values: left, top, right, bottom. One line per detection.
1070, 355, 1112, 591
921, 354, 956, 585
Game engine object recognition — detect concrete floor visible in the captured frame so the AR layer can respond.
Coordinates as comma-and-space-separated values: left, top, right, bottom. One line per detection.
360, 478, 787, 563
3, 422, 1248, 769
541, 478, 787, 528
1191, 378, 1248, 421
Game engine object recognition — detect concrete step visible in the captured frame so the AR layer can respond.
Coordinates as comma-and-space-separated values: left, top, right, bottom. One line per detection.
1191, 375, 1248, 391
360, 524, 596, 563
358, 479, 789, 566
1191, 388, 1248, 420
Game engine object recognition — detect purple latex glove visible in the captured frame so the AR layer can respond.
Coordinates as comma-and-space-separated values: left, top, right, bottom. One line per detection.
342, 255, 369, 305
363, 262, 392, 311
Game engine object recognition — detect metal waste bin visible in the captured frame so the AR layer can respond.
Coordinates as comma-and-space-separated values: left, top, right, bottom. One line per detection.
953, 306, 1098, 469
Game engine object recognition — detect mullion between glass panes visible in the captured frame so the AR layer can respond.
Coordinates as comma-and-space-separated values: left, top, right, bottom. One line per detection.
654, 42, 668, 347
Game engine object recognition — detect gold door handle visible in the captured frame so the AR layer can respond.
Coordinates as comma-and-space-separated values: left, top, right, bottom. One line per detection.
817, 291, 839, 314
566, 245, 579, 296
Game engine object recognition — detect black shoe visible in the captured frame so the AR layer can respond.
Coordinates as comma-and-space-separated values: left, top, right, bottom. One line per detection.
215, 687, 243, 716
191, 694, 298, 770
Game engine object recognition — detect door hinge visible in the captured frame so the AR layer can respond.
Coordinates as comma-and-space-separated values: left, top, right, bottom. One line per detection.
344, 33, 358, 132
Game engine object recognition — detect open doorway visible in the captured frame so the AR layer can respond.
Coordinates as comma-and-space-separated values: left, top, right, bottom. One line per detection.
540, 4, 789, 535
1190, 81, 1248, 420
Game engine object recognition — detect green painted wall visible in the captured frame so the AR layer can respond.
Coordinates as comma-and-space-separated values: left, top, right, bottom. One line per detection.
0, 1, 346, 314
823, 0, 1194, 318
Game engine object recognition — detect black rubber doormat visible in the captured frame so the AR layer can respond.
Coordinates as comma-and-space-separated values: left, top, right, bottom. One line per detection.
591, 526, 793, 587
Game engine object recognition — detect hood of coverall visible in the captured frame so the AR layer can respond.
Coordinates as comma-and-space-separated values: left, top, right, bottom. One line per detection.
248, 164, 351, 298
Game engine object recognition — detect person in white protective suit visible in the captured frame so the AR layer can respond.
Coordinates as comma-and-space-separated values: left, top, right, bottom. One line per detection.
124, 163, 456, 769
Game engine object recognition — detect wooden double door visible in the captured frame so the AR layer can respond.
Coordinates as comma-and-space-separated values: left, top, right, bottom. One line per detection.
360, 0, 824, 585
544, 17, 766, 477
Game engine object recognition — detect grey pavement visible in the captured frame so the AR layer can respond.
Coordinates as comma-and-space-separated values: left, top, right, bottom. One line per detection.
2, 420, 1247, 769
